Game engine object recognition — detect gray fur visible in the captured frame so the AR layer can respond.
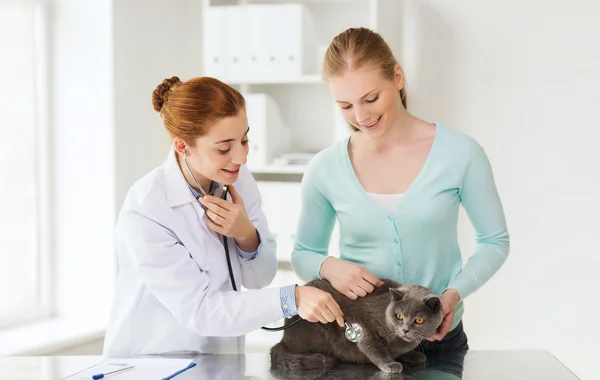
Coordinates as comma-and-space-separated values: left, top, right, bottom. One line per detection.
269, 278, 443, 374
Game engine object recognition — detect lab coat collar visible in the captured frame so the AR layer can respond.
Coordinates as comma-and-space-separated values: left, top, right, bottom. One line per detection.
164, 147, 197, 208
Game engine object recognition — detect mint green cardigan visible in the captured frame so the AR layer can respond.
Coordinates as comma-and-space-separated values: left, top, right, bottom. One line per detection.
291, 123, 510, 330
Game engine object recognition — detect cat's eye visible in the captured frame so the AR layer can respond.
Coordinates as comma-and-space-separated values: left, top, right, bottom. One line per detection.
415, 318, 424, 325
396, 313, 403, 320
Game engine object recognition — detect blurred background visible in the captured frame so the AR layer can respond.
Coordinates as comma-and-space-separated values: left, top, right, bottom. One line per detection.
0, 0, 598, 379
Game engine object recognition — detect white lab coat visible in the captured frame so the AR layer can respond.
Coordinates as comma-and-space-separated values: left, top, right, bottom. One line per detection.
103, 148, 284, 356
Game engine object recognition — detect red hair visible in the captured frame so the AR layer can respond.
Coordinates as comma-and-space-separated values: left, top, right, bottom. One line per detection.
152, 76, 245, 145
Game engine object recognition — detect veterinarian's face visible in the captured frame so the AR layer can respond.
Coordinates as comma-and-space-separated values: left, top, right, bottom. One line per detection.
176, 111, 249, 186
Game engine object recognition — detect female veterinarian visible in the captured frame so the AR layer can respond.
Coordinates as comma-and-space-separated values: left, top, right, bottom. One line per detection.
103, 76, 344, 356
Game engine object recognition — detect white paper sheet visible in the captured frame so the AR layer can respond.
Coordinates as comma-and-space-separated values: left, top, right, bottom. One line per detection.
63, 358, 195, 380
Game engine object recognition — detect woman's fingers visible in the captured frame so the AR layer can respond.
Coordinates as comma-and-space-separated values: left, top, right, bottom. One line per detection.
315, 294, 344, 326
200, 197, 230, 216
362, 271, 383, 287
351, 285, 368, 298
206, 218, 225, 235
201, 195, 234, 211
326, 299, 345, 327
206, 209, 226, 226
343, 290, 358, 300
357, 279, 375, 294
312, 312, 328, 324
319, 308, 336, 324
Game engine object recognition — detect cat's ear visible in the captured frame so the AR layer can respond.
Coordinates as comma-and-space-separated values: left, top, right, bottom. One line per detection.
425, 297, 442, 313
390, 288, 405, 302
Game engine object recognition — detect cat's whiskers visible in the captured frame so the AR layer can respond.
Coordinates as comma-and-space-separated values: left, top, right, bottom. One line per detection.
387, 327, 403, 344
385, 331, 397, 345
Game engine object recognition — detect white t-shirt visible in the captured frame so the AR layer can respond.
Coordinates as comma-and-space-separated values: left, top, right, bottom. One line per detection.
367, 192, 404, 214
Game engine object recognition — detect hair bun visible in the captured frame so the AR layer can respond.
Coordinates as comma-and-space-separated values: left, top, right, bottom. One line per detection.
152, 76, 181, 112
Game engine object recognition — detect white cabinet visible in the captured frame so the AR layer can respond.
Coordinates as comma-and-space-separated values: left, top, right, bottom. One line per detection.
256, 181, 301, 263
202, 6, 226, 77
243, 93, 292, 169
204, 2, 318, 81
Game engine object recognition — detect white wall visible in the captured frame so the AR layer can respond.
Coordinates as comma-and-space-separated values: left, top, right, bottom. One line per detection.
41, 0, 203, 352
113, 0, 203, 214
51, 0, 115, 323
400, 1, 599, 379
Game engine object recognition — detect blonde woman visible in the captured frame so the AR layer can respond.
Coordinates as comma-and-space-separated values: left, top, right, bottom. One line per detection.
292, 28, 510, 353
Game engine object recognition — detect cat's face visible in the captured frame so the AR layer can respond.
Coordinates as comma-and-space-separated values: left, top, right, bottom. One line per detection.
385, 285, 444, 341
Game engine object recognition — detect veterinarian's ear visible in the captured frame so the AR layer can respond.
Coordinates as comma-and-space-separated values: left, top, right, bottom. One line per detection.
425, 297, 442, 313
390, 288, 405, 302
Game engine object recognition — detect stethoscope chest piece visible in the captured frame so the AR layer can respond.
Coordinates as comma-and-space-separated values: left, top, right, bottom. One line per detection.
344, 322, 363, 343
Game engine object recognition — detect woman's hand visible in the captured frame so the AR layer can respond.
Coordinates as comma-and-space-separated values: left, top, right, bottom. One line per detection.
319, 257, 384, 300
295, 286, 345, 327
428, 289, 460, 341
199, 185, 259, 251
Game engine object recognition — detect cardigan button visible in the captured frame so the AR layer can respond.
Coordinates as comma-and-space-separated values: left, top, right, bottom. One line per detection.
394, 238, 399, 244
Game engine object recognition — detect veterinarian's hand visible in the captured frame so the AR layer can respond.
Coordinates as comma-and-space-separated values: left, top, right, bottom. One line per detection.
295, 286, 345, 327
428, 289, 460, 341
199, 185, 258, 251
319, 257, 384, 300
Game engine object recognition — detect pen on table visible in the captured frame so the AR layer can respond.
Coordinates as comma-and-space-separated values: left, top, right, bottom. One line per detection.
161, 362, 197, 380
92, 365, 135, 379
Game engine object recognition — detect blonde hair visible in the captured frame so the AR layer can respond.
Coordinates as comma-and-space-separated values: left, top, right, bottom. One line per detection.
323, 28, 407, 131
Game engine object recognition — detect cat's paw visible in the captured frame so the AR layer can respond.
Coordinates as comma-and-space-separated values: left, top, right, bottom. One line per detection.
380, 361, 403, 373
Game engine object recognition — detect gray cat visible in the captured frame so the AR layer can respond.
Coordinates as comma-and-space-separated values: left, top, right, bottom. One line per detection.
270, 278, 444, 375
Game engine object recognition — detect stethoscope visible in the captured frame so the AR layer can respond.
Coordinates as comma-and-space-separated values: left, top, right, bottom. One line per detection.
183, 151, 300, 332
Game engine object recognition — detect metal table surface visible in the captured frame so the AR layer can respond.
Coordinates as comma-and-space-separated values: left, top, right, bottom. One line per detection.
0, 349, 579, 380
